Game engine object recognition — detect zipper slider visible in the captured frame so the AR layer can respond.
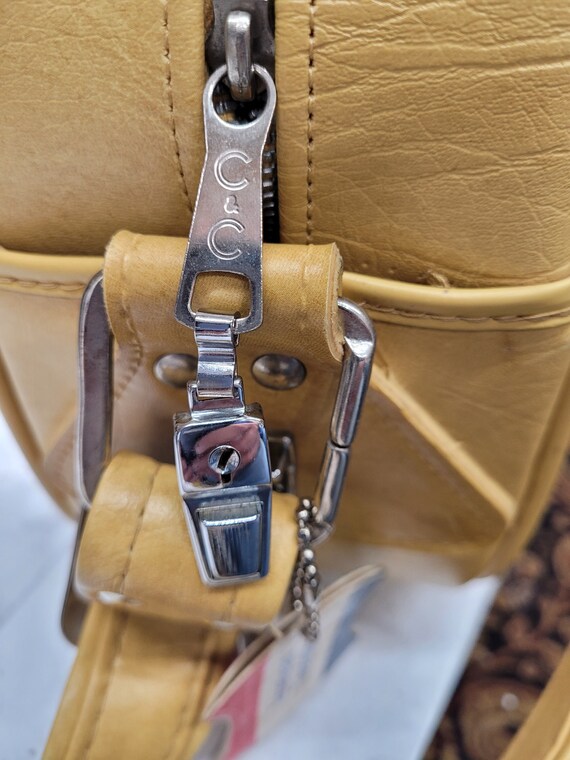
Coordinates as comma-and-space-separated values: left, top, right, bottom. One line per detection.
207, 0, 274, 100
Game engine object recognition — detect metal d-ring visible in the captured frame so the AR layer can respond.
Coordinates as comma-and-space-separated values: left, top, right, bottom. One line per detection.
310, 298, 376, 542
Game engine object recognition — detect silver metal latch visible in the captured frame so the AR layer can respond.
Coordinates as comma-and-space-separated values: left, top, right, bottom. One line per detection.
174, 388, 272, 584
173, 314, 272, 586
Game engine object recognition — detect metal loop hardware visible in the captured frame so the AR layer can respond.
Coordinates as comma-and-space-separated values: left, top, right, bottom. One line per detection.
62, 271, 112, 643
311, 298, 376, 541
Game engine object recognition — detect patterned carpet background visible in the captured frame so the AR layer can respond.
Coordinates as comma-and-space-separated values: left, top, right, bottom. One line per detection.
425, 463, 570, 760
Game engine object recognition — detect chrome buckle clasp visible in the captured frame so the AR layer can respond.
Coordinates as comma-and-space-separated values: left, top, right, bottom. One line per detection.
174, 378, 272, 586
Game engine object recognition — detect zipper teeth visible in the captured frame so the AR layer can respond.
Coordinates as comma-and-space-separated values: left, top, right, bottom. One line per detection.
262, 128, 279, 242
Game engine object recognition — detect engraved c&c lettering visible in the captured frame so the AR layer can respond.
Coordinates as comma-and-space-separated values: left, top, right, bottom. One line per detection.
224, 195, 240, 214
214, 150, 251, 191
207, 219, 245, 260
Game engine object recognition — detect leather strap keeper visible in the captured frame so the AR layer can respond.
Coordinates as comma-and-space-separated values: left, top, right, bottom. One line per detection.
75, 451, 299, 627
103, 232, 344, 501
104, 231, 343, 366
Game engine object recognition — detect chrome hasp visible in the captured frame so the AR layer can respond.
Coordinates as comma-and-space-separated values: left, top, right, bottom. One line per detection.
174, 378, 272, 586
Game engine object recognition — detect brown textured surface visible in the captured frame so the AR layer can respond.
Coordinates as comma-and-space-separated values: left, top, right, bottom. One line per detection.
425, 461, 570, 760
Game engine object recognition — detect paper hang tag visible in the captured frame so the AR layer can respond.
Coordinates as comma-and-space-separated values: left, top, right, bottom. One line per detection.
196, 565, 384, 760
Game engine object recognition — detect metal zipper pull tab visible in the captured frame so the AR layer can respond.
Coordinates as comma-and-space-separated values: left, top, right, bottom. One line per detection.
174, 64, 276, 586
175, 64, 275, 334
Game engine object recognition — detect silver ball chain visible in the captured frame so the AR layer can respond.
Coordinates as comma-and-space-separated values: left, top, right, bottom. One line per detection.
291, 498, 321, 641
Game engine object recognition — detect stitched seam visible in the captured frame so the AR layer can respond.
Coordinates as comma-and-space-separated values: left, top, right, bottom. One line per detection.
119, 462, 161, 595
0, 277, 86, 291
326, 247, 344, 360
162, 0, 193, 215
226, 588, 238, 624
366, 303, 570, 324
306, 0, 316, 244
301, 251, 310, 343
114, 235, 144, 399
162, 630, 217, 760
373, 390, 488, 518
161, 644, 204, 760
219, 584, 238, 625
191, 631, 223, 731
82, 611, 129, 759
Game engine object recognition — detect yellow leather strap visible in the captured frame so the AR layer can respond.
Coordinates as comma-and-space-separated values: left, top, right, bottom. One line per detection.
45, 610, 570, 759
45, 603, 235, 759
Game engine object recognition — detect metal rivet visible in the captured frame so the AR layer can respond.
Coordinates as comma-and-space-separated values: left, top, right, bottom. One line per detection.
251, 354, 306, 390
153, 353, 197, 388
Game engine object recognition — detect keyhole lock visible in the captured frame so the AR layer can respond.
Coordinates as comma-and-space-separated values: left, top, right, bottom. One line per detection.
208, 445, 241, 483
